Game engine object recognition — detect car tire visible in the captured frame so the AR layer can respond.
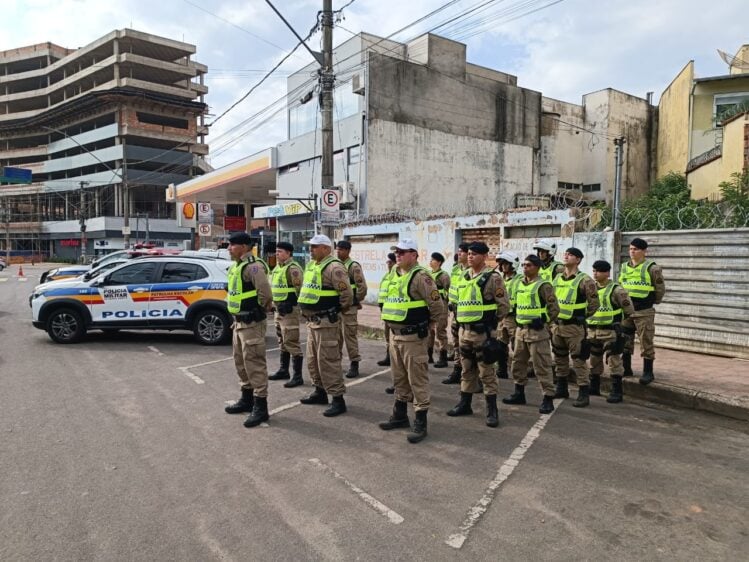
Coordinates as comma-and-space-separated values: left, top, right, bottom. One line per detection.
46, 308, 87, 344
192, 308, 231, 345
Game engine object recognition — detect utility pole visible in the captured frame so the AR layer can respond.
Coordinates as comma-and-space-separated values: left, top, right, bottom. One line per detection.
79, 181, 89, 262
320, 0, 335, 239
122, 138, 130, 249
3, 203, 10, 264
613, 137, 625, 232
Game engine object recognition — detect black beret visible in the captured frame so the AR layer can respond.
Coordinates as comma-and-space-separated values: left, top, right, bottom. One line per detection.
525, 255, 544, 267
458, 243, 469, 251
630, 237, 648, 250
387, 252, 396, 262
228, 232, 252, 246
565, 247, 584, 260
592, 260, 611, 272
431, 252, 445, 263
277, 241, 294, 253
336, 240, 352, 250
468, 241, 490, 254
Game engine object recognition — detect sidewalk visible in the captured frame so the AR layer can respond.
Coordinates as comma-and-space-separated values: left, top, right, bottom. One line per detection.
357, 304, 749, 421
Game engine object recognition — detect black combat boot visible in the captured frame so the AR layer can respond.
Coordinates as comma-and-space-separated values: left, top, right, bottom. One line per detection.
323, 395, 347, 417
607, 375, 624, 403
427, 347, 434, 364
496, 355, 509, 379
589, 374, 602, 396
378, 400, 410, 430
284, 355, 304, 388
376, 350, 391, 366
407, 410, 428, 443
225, 387, 254, 414
447, 392, 473, 416
539, 395, 555, 415
485, 394, 499, 427
622, 353, 633, 377
442, 363, 462, 384
345, 361, 360, 379
243, 396, 269, 427
553, 377, 569, 399
269, 351, 291, 380
385, 386, 395, 394
640, 358, 654, 385
300, 386, 328, 405
502, 384, 526, 405
434, 350, 449, 368
573, 385, 590, 408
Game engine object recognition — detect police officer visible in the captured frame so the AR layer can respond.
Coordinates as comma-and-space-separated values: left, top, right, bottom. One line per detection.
336, 240, 367, 379
298, 234, 354, 416
550, 247, 599, 407
496, 250, 522, 379
378, 239, 444, 443
534, 239, 564, 282
442, 243, 469, 384
268, 241, 305, 388
428, 252, 450, 368
377, 252, 397, 368
619, 237, 666, 385
223, 232, 274, 428
588, 260, 635, 403
503, 255, 560, 414
447, 241, 509, 428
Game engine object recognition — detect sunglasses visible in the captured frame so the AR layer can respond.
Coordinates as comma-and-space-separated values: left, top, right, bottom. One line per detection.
394, 249, 415, 255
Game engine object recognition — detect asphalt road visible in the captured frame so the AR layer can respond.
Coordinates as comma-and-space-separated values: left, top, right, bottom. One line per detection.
2, 265, 748, 561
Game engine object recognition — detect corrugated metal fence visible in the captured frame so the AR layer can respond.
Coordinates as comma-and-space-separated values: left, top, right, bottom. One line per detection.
621, 229, 749, 359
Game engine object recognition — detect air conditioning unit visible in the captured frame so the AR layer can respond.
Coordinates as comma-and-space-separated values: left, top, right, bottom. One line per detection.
336, 182, 357, 209
351, 74, 365, 96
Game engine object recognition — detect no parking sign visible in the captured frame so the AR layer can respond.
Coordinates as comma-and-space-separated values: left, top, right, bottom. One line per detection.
321, 188, 340, 225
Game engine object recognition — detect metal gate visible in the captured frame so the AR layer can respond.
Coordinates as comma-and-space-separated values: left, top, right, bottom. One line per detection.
621, 228, 749, 359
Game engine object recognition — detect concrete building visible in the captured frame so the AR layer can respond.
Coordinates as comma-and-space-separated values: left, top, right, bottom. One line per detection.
657, 44, 749, 200
0, 29, 209, 260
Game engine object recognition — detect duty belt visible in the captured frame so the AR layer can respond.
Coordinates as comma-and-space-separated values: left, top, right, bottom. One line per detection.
557, 317, 585, 325
589, 323, 615, 330
392, 325, 421, 336
460, 322, 491, 333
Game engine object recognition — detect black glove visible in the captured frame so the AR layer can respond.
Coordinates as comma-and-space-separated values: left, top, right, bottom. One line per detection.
447, 303, 455, 313
529, 318, 545, 331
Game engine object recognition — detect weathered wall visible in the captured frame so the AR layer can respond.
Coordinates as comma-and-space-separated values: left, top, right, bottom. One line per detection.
691, 75, 749, 159
657, 61, 693, 178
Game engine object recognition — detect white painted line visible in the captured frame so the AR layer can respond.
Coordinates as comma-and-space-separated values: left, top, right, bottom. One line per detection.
148, 345, 165, 356
309, 458, 404, 525
181, 346, 281, 370
17, 277, 28, 282
179, 367, 205, 385
445, 399, 565, 550
268, 368, 389, 415
0, 278, 7, 283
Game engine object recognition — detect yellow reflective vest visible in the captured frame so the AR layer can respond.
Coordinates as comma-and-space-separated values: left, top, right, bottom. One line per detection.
381, 266, 429, 324
226, 259, 259, 315
588, 282, 623, 326
553, 271, 589, 321
298, 256, 341, 311
515, 279, 550, 325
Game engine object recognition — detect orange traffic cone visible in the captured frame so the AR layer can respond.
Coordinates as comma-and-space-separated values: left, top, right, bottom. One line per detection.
17, 264, 24, 277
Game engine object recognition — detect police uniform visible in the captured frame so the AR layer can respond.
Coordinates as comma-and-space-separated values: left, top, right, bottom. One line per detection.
338, 251, 367, 378
587, 267, 635, 402
427, 264, 450, 367
225, 235, 273, 428
503, 266, 560, 414
550, 250, 600, 406
299, 236, 354, 416
540, 260, 564, 282
443, 257, 468, 384
269, 246, 305, 387
379, 241, 444, 443
498, 269, 523, 378
376, 263, 396, 367
619, 239, 666, 385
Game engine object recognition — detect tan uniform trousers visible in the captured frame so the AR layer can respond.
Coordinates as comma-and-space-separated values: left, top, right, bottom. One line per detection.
551, 323, 591, 386
338, 309, 361, 362
275, 308, 302, 357
450, 311, 461, 362
459, 327, 500, 396
390, 332, 430, 411
307, 318, 346, 396
232, 319, 269, 397
622, 307, 656, 360
511, 326, 554, 396
588, 327, 624, 377
498, 314, 517, 347
427, 310, 449, 352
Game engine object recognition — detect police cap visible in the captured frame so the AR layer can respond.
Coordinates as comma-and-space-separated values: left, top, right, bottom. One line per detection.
277, 241, 294, 253
458, 243, 469, 252
630, 237, 648, 250
525, 255, 544, 268
336, 240, 352, 250
228, 232, 252, 246
565, 247, 584, 260
387, 252, 396, 262
592, 260, 611, 272
431, 252, 445, 263
467, 241, 490, 255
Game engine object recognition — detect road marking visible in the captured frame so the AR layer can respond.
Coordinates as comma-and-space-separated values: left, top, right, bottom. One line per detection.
179, 346, 284, 385
181, 346, 282, 370
445, 399, 564, 550
179, 367, 206, 385
0, 278, 7, 283
17, 277, 28, 282
148, 346, 165, 356
309, 458, 404, 525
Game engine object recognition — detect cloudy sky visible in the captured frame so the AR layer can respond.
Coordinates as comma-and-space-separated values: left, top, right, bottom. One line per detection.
2, 0, 746, 167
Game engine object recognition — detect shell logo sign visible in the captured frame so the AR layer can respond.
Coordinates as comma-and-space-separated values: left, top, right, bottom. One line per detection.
182, 202, 196, 220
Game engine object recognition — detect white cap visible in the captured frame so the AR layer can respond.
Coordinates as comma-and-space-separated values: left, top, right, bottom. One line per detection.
390, 238, 418, 251
305, 234, 333, 247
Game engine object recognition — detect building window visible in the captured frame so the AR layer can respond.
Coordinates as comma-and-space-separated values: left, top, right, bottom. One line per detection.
714, 92, 749, 125
582, 183, 601, 192
136, 112, 189, 129
558, 181, 581, 190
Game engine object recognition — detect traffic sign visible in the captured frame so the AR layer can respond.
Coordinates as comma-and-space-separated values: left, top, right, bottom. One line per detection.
198, 223, 212, 236
198, 202, 212, 223
321, 188, 340, 226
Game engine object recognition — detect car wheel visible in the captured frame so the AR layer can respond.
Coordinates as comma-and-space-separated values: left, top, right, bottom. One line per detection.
192, 308, 231, 345
47, 308, 86, 343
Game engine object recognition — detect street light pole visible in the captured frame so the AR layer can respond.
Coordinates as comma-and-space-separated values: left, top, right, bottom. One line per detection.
79, 180, 89, 262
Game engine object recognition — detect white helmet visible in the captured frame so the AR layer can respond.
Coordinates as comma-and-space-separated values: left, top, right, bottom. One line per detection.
496, 251, 520, 269
533, 239, 557, 255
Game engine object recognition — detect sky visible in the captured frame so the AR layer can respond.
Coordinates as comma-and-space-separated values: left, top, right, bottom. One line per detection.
2, 0, 747, 168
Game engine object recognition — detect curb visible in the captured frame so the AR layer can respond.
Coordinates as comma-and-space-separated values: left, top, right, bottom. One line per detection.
358, 323, 749, 422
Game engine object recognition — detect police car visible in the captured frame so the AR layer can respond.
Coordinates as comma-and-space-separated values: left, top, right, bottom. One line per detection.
31, 256, 232, 345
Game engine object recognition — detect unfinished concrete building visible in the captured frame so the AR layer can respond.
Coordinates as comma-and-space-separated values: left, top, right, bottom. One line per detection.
0, 29, 208, 258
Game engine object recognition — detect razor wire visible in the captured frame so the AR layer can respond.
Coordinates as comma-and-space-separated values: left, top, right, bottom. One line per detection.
586, 203, 749, 232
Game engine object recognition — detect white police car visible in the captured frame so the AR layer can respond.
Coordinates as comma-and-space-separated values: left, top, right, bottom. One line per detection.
31, 256, 232, 345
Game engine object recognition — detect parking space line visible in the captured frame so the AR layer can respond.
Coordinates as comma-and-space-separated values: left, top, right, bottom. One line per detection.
179, 367, 206, 385
181, 346, 282, 370
445, 399, 565, 550
148, 346, 165, 356
309, 458, 404, 525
